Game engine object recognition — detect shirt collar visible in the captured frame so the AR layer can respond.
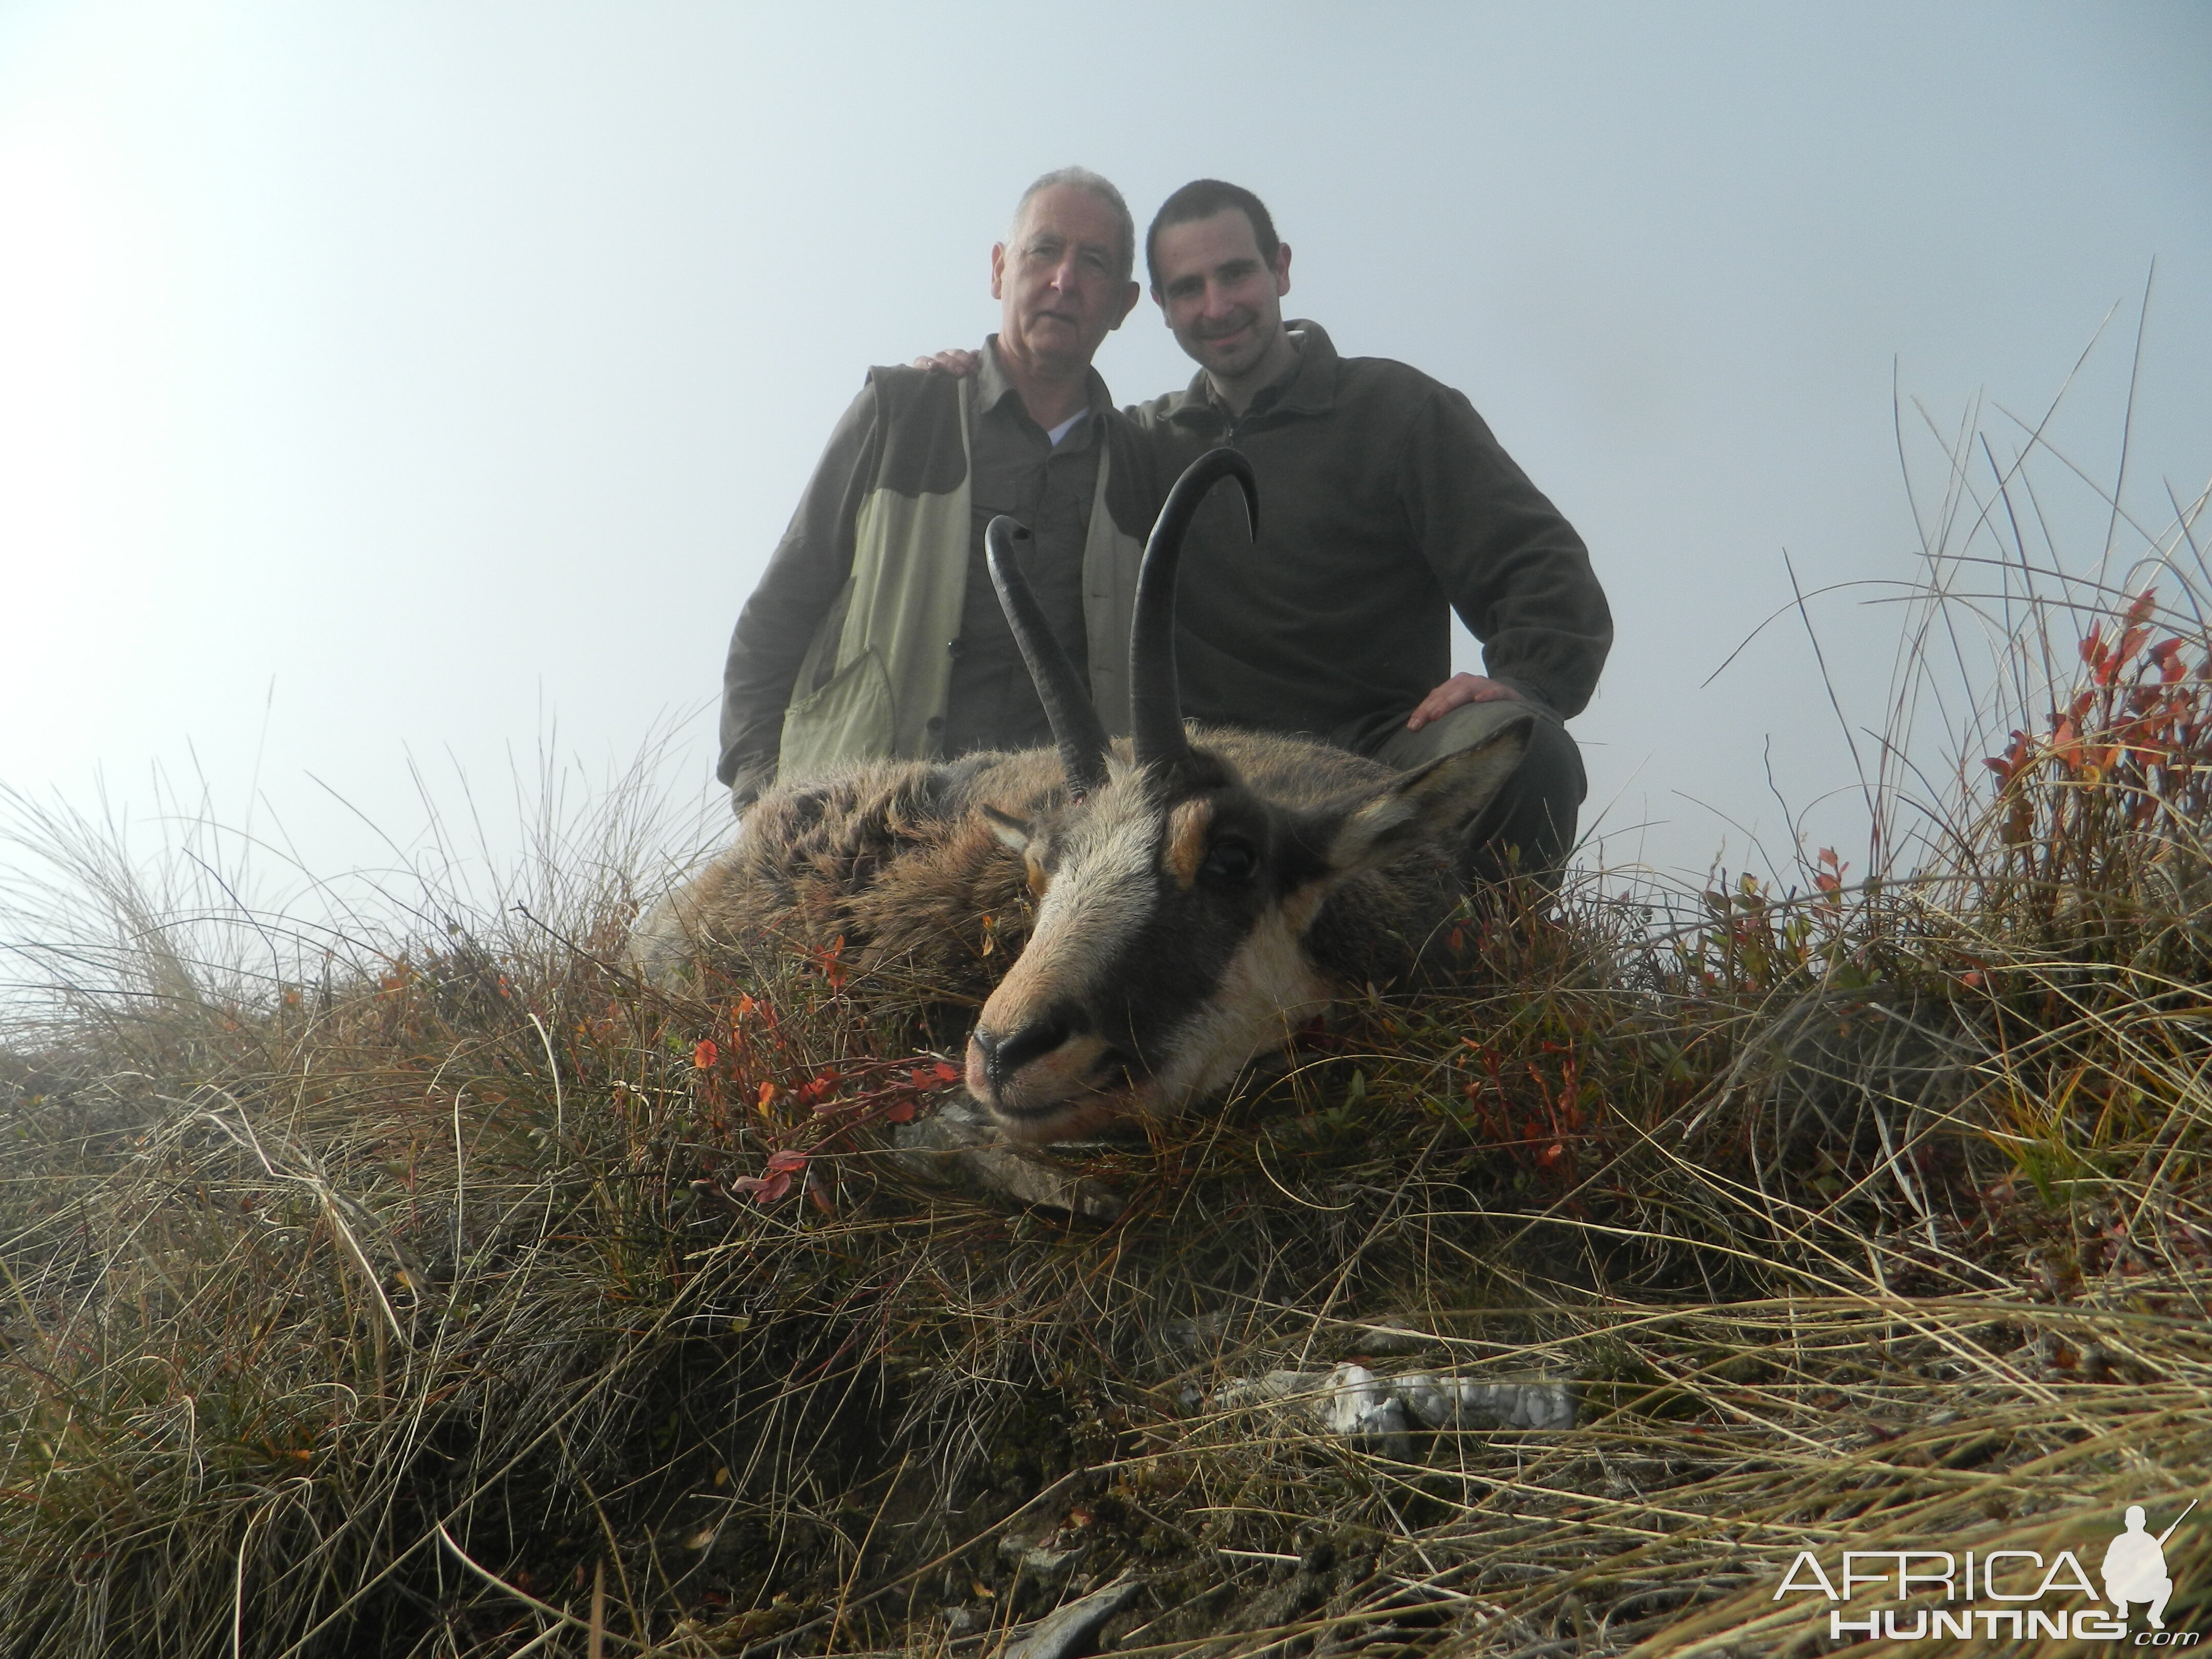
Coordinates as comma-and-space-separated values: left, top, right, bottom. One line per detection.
1177, 318, 1339, 422
980, 335, 1116, 429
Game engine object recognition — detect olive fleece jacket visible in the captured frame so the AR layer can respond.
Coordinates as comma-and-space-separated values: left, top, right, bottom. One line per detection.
1132, 320, 1612, 754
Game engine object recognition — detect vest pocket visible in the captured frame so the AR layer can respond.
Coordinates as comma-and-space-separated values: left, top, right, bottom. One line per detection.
778, 647, 895, 782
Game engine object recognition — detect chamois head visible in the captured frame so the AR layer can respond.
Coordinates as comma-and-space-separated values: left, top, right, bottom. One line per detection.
965, 449, 1532, 1144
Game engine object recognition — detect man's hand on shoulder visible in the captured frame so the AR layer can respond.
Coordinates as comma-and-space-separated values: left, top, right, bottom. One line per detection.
910, 349, 980, 377
1405, 673, 1523, 731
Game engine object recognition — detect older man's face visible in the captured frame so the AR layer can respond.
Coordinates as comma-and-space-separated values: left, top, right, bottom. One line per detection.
991, 184, 1139, 372
1151, 208, 1290, 382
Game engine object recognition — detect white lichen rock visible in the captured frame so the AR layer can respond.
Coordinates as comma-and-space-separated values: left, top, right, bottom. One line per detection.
1209, 1364, 1577, 1445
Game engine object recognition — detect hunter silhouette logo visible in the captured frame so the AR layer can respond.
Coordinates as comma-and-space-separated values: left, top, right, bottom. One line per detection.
1770, 1498, 2200, 1643
2106, 1501, 2195, 1632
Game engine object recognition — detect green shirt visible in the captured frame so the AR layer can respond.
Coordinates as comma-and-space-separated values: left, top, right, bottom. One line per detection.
943, 342, 1110, 758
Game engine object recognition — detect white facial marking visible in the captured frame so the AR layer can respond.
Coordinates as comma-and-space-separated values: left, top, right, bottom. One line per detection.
990, 783, 1163, 1012
1147, 910, 1333, 1107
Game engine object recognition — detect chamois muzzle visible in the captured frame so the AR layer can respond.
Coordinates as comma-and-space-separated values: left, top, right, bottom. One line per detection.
964, 1001, 1130, 1137
970, 1010, 1072, 1094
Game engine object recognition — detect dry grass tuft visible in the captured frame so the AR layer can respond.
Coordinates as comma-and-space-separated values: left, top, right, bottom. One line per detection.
4, 411, 2209, 1656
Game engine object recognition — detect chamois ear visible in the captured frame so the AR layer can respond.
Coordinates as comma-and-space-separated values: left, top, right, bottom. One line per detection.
1323, 717, 1533, 877
981, 803, 1033, 854
982, 804, 1053, 898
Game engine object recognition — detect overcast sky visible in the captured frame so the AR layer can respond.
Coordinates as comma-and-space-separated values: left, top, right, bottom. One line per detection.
3, 2, 2207, 917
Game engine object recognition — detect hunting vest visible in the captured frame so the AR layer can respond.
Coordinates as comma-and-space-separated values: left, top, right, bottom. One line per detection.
777, 372, 1148, 782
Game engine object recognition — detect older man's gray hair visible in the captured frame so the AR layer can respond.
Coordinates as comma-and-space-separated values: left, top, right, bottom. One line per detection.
1010, 166, 1136, 286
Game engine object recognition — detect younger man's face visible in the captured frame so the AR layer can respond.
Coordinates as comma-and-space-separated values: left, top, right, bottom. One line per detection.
1150, 208, 1291, 382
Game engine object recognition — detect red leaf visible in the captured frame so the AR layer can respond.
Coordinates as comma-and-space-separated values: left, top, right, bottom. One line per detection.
693, 1038, 719, 1071
933, 1062, 961, 1085
885, 1100, 918, 1124
730, 1168, 795, 1203
2125, 586, 2158, 627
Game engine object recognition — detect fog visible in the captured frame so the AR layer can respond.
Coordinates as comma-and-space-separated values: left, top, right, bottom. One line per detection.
3, 2, 2207, 929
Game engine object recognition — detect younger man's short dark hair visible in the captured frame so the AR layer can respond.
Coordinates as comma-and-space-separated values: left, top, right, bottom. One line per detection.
1145, 179, 1281, 291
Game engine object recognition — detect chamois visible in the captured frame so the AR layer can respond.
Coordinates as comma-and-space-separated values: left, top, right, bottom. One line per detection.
636, 449, 1531, 1144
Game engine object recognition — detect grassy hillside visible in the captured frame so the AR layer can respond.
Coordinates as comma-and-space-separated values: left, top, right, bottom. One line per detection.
5, 502, 2210, 1653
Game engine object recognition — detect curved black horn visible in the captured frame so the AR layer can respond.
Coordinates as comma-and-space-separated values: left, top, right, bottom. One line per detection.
1130, 448, 1258, 773
986, 515, 1112, 797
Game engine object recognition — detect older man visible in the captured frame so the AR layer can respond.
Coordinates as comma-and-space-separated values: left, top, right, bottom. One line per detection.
1137, 179, 1611, 881
715, 168, 1161, 809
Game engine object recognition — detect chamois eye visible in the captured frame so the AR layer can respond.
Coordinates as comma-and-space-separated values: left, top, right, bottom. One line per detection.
1201, 839, 1258, 883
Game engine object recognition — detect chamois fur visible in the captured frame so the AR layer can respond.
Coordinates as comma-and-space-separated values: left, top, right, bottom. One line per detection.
642, 448, 1530, 1142
633, 728, 1472, 1042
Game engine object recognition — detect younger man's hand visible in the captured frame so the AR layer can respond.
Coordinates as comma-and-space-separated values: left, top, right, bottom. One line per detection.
1405, 673, 1523, 731
911, 349, 980, 376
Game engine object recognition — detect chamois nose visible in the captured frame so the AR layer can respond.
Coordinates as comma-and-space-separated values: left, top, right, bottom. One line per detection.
968, 1012, 1073, 1095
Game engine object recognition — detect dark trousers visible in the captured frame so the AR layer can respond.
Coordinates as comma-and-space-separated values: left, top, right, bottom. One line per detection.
1356, 699, 1585, 886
